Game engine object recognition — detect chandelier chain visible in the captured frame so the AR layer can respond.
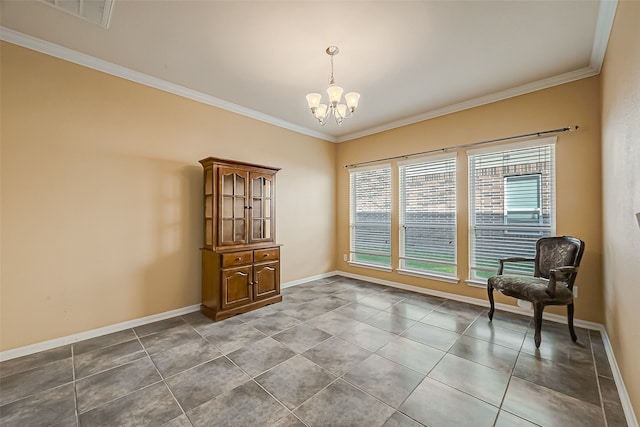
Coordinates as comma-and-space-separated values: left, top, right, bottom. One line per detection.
329, 54, 335, 85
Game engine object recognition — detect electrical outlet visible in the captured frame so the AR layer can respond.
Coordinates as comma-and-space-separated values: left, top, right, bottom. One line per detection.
517, 299, 532, 310
573, 286, 578, 298
343, 254, 348, 261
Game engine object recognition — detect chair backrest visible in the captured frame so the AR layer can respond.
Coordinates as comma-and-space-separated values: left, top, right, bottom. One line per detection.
534, 236, 585, 285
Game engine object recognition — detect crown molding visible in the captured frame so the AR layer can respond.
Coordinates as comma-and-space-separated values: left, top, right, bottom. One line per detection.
590, 0, 618, 73
336, 66, 599, 143
336, 0, 617, 143
0, 27, 337, 143
2, 0, 617, 146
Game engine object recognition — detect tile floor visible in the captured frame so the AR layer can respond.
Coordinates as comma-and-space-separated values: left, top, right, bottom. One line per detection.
0, 276, 628, 427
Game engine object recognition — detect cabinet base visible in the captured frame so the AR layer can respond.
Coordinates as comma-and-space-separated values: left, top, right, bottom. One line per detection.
200, 294, 283, 322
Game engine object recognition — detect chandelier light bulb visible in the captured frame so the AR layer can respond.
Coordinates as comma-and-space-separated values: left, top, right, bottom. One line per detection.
306, 93, 322, 109
327, 85, 344, 105
315, 104, 328, 119
345, 92, 360, 111
305, 46, 360, 126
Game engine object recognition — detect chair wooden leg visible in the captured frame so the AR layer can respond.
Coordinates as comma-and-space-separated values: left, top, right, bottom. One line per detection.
533, 303, 544, 348
487, 283, 495, 321
567, 303, 577, 342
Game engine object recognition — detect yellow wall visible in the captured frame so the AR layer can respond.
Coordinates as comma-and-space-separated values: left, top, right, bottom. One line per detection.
3, 5, 637, 415
336, 77, 603, 323
0, 42, 336, 351
601, 0, 640, 415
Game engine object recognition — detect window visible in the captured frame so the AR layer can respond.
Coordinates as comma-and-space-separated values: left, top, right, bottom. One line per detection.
504, 174, 542, 228
399, 154, 457, 280
468, 138, 556, 283
349, 165, 392, 270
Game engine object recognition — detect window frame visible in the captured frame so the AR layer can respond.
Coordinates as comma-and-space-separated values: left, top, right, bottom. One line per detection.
348, 163, 393, 272
467, 137, 557, 286
397, 153, 459, 283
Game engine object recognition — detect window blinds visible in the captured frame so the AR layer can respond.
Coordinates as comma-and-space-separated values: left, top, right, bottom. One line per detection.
468, 141, 556, 281
349, 166, 392, 268
399, 155, 457, 277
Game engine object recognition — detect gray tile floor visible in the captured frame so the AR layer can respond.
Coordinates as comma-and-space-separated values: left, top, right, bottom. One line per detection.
0, 276, 628, 427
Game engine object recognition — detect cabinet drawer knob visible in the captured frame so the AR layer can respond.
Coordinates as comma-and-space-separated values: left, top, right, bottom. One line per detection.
235, 257, 242, 261
263, 254, 269, 257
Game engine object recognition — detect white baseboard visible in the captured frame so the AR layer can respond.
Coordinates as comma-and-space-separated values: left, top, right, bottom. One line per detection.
598, 327, 639, 427
281, 271, 340, 288
335, 270, 602, 329
2, 270, 636, 427
0, 304, 200, 362
0, 270, 340, 361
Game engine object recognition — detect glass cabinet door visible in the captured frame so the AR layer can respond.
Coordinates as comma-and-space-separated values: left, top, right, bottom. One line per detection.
251, 174, 273, 242
219, 169, 248, 245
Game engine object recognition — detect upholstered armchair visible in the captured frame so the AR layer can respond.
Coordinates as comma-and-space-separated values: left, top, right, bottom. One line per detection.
487, 236, 585, 348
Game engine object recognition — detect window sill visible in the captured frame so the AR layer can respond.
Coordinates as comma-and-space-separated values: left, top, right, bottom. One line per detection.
347, 261, 392, 272
397, 269, 460, 284
465, 279, 488, 288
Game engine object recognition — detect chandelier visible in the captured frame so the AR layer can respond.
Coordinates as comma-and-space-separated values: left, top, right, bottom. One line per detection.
305, 46, 360, 126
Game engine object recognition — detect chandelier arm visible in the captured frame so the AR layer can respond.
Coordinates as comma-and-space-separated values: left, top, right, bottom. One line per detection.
318, 106, 331, 126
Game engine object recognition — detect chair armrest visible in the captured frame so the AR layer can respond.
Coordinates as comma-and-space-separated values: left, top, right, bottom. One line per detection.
547, 266, 580, 296
498, 257, 535, 274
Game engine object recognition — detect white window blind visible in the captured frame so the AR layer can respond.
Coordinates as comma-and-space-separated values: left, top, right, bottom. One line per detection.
349, 165, 392, 269
468, 138, 556, 282
399, 154, 457, 278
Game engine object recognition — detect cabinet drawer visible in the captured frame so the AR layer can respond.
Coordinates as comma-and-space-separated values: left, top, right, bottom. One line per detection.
221, 251, 253, 267
254, 248, 279, 262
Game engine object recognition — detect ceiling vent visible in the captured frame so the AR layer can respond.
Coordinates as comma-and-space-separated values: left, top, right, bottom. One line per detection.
40, 0, 114, 28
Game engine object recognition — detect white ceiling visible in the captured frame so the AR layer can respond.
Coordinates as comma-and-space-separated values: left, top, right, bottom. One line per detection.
0, 0, 617, 142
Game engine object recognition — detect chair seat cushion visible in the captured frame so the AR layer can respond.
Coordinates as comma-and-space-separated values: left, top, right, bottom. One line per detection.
488, 275, 573, 304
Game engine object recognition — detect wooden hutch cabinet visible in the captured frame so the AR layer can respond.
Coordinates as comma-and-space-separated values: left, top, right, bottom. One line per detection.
199, 157, 282, 321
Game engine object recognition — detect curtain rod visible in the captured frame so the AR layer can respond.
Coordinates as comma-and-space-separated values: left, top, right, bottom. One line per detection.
344, 125, 579, 168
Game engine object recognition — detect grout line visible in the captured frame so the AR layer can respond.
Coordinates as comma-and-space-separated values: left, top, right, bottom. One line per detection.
427, 375, 504, 411
251, 376, 309, 426
72, 349, 147, 381
77, 379, 167, 417
216, 351, 312, 425
131, 328, 189, 421
70, 344, 79, 425
590, 330, 610, 427
74, 329, 168, 418
494, 375, 513, 427
492, 350, 525, 427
